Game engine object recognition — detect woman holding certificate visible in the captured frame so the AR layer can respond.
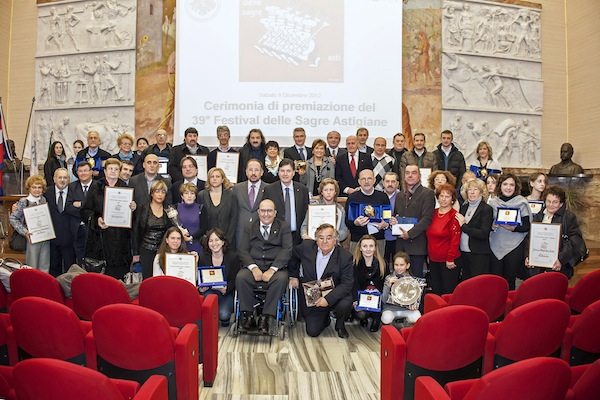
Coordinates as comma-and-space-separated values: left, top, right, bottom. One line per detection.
133, 180, 173, 280
197, 168, 238, 249
82, 159, 135, 279
299, 139, 335, 196
352, 235, 386, 332
198, 228, 241, 327
488, 173, 531, 290
152, 227, 198, 276
9, 175, 51, 271
525, 186, 584, 279
300, 178, 348, 242
426, 184, 461, 295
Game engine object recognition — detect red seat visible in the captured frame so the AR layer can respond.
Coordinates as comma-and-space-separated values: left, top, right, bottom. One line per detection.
0, 365, 13, 400
138, 276, 218, 387
569, 359, 600, 400
8, 269, 72, 309
71, 273, 131, 320
0, 314, 10, 366
380, 305, 493, 400
566, 270, 600, 314
86, 304, 198, 400
489, 299, 570, 370
7, 297, 91, 366
11, 358, 168, 400
504, 272, 568, 315
424, 275, 508, 321
415, 357, 571, 400
563, 299, 600, 366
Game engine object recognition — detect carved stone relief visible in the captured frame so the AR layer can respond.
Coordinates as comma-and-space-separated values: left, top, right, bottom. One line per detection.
442, 0, 542, 168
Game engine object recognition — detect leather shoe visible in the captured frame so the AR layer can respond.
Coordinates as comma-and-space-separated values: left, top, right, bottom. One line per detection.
240, 313, 256, 331
258, 314, 271, 334
370, 319, 380, 332
336, 327, 349, 339
360, 319, 369, 328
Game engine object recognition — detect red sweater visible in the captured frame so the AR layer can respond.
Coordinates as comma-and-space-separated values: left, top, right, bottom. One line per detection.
426, 208, 461, 262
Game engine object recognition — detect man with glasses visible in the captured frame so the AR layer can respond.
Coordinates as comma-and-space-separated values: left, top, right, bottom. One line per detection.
289, 224, 354, 338
73, 130, 111, 180
345, 169, 389, 255
129, 153, 173, 207
232, 159, 266, 249
208, 125, 238, 169
141, 128, 172, 162
236, 199, 293, 334
171, 156, 205, 204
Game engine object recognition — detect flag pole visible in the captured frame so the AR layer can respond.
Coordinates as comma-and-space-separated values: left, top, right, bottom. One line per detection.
19, 97, 36, 195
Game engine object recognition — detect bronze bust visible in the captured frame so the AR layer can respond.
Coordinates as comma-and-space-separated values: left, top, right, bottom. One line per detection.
549, 143, 583, 175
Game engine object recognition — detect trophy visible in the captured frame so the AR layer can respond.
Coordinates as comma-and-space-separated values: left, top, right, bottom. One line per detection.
295, 160, 307, 174
363, 204, 376, 218
390, 277, 424, 306
166, 205, 192, 244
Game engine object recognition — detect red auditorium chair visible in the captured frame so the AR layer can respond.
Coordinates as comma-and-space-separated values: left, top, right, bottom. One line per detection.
138, 276, 218, 387
565, 270, 600, 314
380, 305, 493, 400
562, 299, 600, 366
424, 274, 508, 322
11, 358, 168, 400
0, 365, 13, 400
568, 359, 600, 400
7, 297, 91, 366
504, 272, 568, 315
0, 314, 10, 366
71, 273, 131, 320
414, 357, 571, 400
8, 268, 72, 309
489, 299, 570, 371
86, 304, 199, 400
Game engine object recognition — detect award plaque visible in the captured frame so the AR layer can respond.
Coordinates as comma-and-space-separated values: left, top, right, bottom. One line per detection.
302, 277, 335, 307
495, 207, 520, 226
348, 202, 392, 222
528, 200, 544, 216
528, 222, 561, 269
390, 276, 423, 306
198, 266, 227, 287
356, 290, 382, 312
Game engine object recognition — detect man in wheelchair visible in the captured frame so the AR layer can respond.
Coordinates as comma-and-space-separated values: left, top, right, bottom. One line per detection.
236, 199, 293, 333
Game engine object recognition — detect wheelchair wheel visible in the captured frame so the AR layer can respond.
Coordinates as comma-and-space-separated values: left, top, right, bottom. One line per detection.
287, 286, 298, 327
278, 322, 286, 341
231, 290, 239, 337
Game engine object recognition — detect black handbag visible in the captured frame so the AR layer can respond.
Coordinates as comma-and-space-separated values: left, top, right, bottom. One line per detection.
9, 230, 27, 252
81, 257, 106, 274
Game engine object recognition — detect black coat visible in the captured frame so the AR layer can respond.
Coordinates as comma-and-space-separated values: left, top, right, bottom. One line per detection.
335, 152, 373, 195
132, 202, 173, 257
433, 144, 467, 185
197, 188, 238, 248
168, 143, 210, 182
44, 186, 72, 248
459, 200, 493, 254
73, 147, 112, 180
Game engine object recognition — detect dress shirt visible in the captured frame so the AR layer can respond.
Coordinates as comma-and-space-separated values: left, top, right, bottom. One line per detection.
316, 248, 333, 280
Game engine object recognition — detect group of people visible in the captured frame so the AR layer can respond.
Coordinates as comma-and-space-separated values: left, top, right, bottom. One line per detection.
10, 125, 585, 338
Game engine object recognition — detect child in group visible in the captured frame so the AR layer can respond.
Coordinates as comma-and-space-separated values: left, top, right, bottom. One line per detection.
352, 235, 386, 332
381, 252, 425, 325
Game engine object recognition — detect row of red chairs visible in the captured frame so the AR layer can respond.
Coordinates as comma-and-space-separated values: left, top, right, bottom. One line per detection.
424, 270, 600, 322
414, 357, 600, 400
381, 299, 600, 400
0, 358, 168, 400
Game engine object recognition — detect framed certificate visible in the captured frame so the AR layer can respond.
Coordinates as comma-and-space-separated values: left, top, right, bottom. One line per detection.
391, 217, 418, 235
165, 254, 197, 286
528, 223, 561, 268
528, 200, 544, 215
189, 155, 208, 182
495, 207, 520, 225
103, 187, 134, 228
307, 204, 337, 240
419, 168, 432, 187
216, 152, 240, 184
158, 157, 169, 175
356, 290, 382, 312
198, 266, 227, 287
23, 203, 56, 244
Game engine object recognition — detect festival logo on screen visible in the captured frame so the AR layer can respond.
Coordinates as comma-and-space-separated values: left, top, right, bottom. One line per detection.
185, 0, 221, 22
239, 0, 344, 83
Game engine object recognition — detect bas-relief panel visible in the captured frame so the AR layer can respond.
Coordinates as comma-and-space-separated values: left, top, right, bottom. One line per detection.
441, 0, 543, 168
34, 0, 137, 166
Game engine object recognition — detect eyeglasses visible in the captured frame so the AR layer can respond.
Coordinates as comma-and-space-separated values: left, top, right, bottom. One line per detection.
258, 209, 275, 214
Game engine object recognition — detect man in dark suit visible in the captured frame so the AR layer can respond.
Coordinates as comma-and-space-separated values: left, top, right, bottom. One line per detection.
335, 135, 373, 196
390, 165, 435, 278
289, 224, 354, 338
356, 127, 374, 154
45, 168, 76, 276
236, 199, 293, 333
263, 159, 309, 245
171, 156, 205, 204
325, 130, 347, 159
232, 159, 266, 249
66, 161, 98, 264
168, 127, 210, 182
283, 127, 313, 162
129, 154, 173, 207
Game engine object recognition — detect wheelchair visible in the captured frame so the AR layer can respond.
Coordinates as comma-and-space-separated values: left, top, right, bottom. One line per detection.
232, 283, 298, 340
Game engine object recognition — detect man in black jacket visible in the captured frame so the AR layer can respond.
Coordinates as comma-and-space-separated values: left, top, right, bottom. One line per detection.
433, 130, 466, 186
169, 127, 210, 182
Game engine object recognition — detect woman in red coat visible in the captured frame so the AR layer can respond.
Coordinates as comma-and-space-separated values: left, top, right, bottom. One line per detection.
426, 183, 461, 295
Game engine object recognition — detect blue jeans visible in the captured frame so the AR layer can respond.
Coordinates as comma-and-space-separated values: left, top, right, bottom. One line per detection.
203, 289, 234, 323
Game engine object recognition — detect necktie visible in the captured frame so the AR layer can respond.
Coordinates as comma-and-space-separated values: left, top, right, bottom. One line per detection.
284, 187, 292, 224
249, 184, 256, 208
299, 148, 305, 160
83, 185, 88, 196
332, 149, 336, 158
350, 154, 357, 178
58, 191, 64, 213
262, 225, 269, 240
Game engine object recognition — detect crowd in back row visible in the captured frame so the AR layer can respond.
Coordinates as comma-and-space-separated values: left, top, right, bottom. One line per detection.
9, 125, 585, 335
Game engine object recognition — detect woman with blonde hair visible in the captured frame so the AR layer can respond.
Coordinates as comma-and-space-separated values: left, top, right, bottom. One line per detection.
112, 132, 141, 175
9, 175, 50, 271
198, 167, 238, 248
352, 234, 387, 332
471, 141, 502, 180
